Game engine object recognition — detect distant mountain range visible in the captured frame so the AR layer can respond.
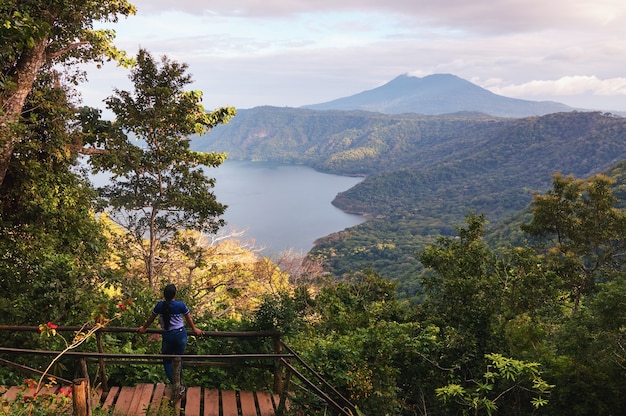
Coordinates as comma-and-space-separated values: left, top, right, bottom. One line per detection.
196, 74, 626, 292
197, 109, 626, 293
301, 73, 575, 117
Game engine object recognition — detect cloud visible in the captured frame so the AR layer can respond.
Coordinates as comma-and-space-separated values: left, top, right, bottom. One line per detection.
81, 0, 626, 112
131, 0, 626, 34
486, 76, 626, 98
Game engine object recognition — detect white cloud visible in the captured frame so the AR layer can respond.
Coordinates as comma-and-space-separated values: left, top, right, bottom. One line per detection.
130, 0, 626, 33
78, 0, 626, 112
488, 76, 626, 98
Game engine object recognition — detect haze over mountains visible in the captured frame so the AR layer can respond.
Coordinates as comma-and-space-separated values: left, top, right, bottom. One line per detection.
301, 73, 575, 117
195, 73, 626, 291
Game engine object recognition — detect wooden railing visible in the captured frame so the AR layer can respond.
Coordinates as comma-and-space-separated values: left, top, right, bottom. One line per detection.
0, 325, 358, 416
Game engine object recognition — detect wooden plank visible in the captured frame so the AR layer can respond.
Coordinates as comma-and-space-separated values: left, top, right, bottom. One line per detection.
101, 385, 120, 410
113, 385, 135, 415
184, 386, 202, 416
203, 389, 220, 416
91, 388, 102, 411
222, 390, 238, 416
148, 383, 167, 414
32, 384, 59, 399
273, 394, 290, 412
139, 383, 157, 416
240, 390, 257, 416
2, 386, 24, 401
256, 391, 276, 416
1, 384, 291, 416
42, 385, 67, 412
128, 384, 154, 416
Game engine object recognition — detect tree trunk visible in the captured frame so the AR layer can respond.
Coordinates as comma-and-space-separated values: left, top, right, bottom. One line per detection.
0, 37, 48, 187
147, 208, 158, 288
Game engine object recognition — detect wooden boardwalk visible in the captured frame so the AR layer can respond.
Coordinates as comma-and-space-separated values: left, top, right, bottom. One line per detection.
1, 383, 281, 416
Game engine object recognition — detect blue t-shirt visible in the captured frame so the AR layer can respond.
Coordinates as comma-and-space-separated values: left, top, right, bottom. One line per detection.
152, 300, 190, 330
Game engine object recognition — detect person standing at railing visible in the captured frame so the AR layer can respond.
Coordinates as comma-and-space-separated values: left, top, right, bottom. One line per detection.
138, 283, 203, 391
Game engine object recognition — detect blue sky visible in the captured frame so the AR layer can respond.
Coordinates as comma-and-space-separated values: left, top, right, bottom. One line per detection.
80, 0, 626, 113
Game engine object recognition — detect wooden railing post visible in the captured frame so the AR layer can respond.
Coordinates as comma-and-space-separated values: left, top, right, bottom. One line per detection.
77, 357, 88, 379
172, 357, 182, 403
276, 367, 292, 416
273, 336, 283, 395
72, 378, 91, 416
95, 331, 108, 393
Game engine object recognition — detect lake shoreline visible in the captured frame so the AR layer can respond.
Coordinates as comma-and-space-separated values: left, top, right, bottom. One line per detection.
212, 160, 366, 254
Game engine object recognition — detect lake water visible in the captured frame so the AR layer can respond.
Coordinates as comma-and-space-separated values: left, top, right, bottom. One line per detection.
211, 161, 365, 254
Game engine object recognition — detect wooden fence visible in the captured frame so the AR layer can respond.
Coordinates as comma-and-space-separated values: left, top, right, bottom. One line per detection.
0, 325, 358, 416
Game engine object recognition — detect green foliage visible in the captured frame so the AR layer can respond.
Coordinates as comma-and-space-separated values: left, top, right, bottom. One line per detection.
88, 48, 236, 286
0, 0, 137, 191
436, 353, 553, 416
251, 291, 305, 336
0, 73, 112, 327
279, 272, 446, 415
0, 380, 74, 416
4, 169, 626, 415
521, 173, 626, 312
0, 0, 136, 81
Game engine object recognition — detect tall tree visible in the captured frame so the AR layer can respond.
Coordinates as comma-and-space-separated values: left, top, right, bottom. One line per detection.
90, 49, 236, 287
0, 72, 111, 325
0, 0, 135, 187
521, 173, 626, 313
419, 213, 504, 361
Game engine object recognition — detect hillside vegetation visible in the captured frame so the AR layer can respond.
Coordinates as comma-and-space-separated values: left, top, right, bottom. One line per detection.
6, 4, 626, 415
196, 109, 626, 293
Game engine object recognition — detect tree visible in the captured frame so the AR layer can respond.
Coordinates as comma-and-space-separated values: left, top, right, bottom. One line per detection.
0, 0, 136, 187
521, 173, 626, 313
279, 271, 430, 415
419, 213, 505, 364
89, 49, 236, 287
0, 72, 111, 326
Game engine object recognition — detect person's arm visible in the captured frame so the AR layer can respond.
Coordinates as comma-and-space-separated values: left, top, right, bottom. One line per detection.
184, 313, 203, 336
138, 313, 156, 333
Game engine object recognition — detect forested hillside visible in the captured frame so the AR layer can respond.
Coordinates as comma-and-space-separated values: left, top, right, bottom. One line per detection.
6, 3, 626, 416
196, 109, 626, 293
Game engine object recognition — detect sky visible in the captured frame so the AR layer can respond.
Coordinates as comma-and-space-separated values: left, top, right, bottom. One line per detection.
79, 0, 626, 114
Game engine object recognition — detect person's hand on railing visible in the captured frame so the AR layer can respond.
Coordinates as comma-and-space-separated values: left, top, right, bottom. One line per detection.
138, 313, 156, 334
193, 327, 203, 337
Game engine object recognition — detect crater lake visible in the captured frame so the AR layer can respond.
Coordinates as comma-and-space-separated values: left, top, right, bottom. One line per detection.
211, 160, 365, 254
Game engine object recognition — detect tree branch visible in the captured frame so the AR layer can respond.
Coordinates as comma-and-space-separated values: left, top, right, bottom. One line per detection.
47, 41, 90, 61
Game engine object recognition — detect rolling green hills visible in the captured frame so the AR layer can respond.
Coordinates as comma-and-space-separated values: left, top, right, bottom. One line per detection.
195, 109, 626, 294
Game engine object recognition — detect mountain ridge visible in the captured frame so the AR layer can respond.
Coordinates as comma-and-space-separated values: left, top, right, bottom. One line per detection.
195, 74, 626, 290
301, 73, 574, 117
195, 109, 626, 293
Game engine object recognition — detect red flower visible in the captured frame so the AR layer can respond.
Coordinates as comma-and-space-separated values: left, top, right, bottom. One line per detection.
117, 303, 127, 311
59, 386, 72, 397
46, 322, 58, 330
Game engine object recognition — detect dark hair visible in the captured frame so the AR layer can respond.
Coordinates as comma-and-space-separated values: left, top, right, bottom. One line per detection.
162, 284, 176, 330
